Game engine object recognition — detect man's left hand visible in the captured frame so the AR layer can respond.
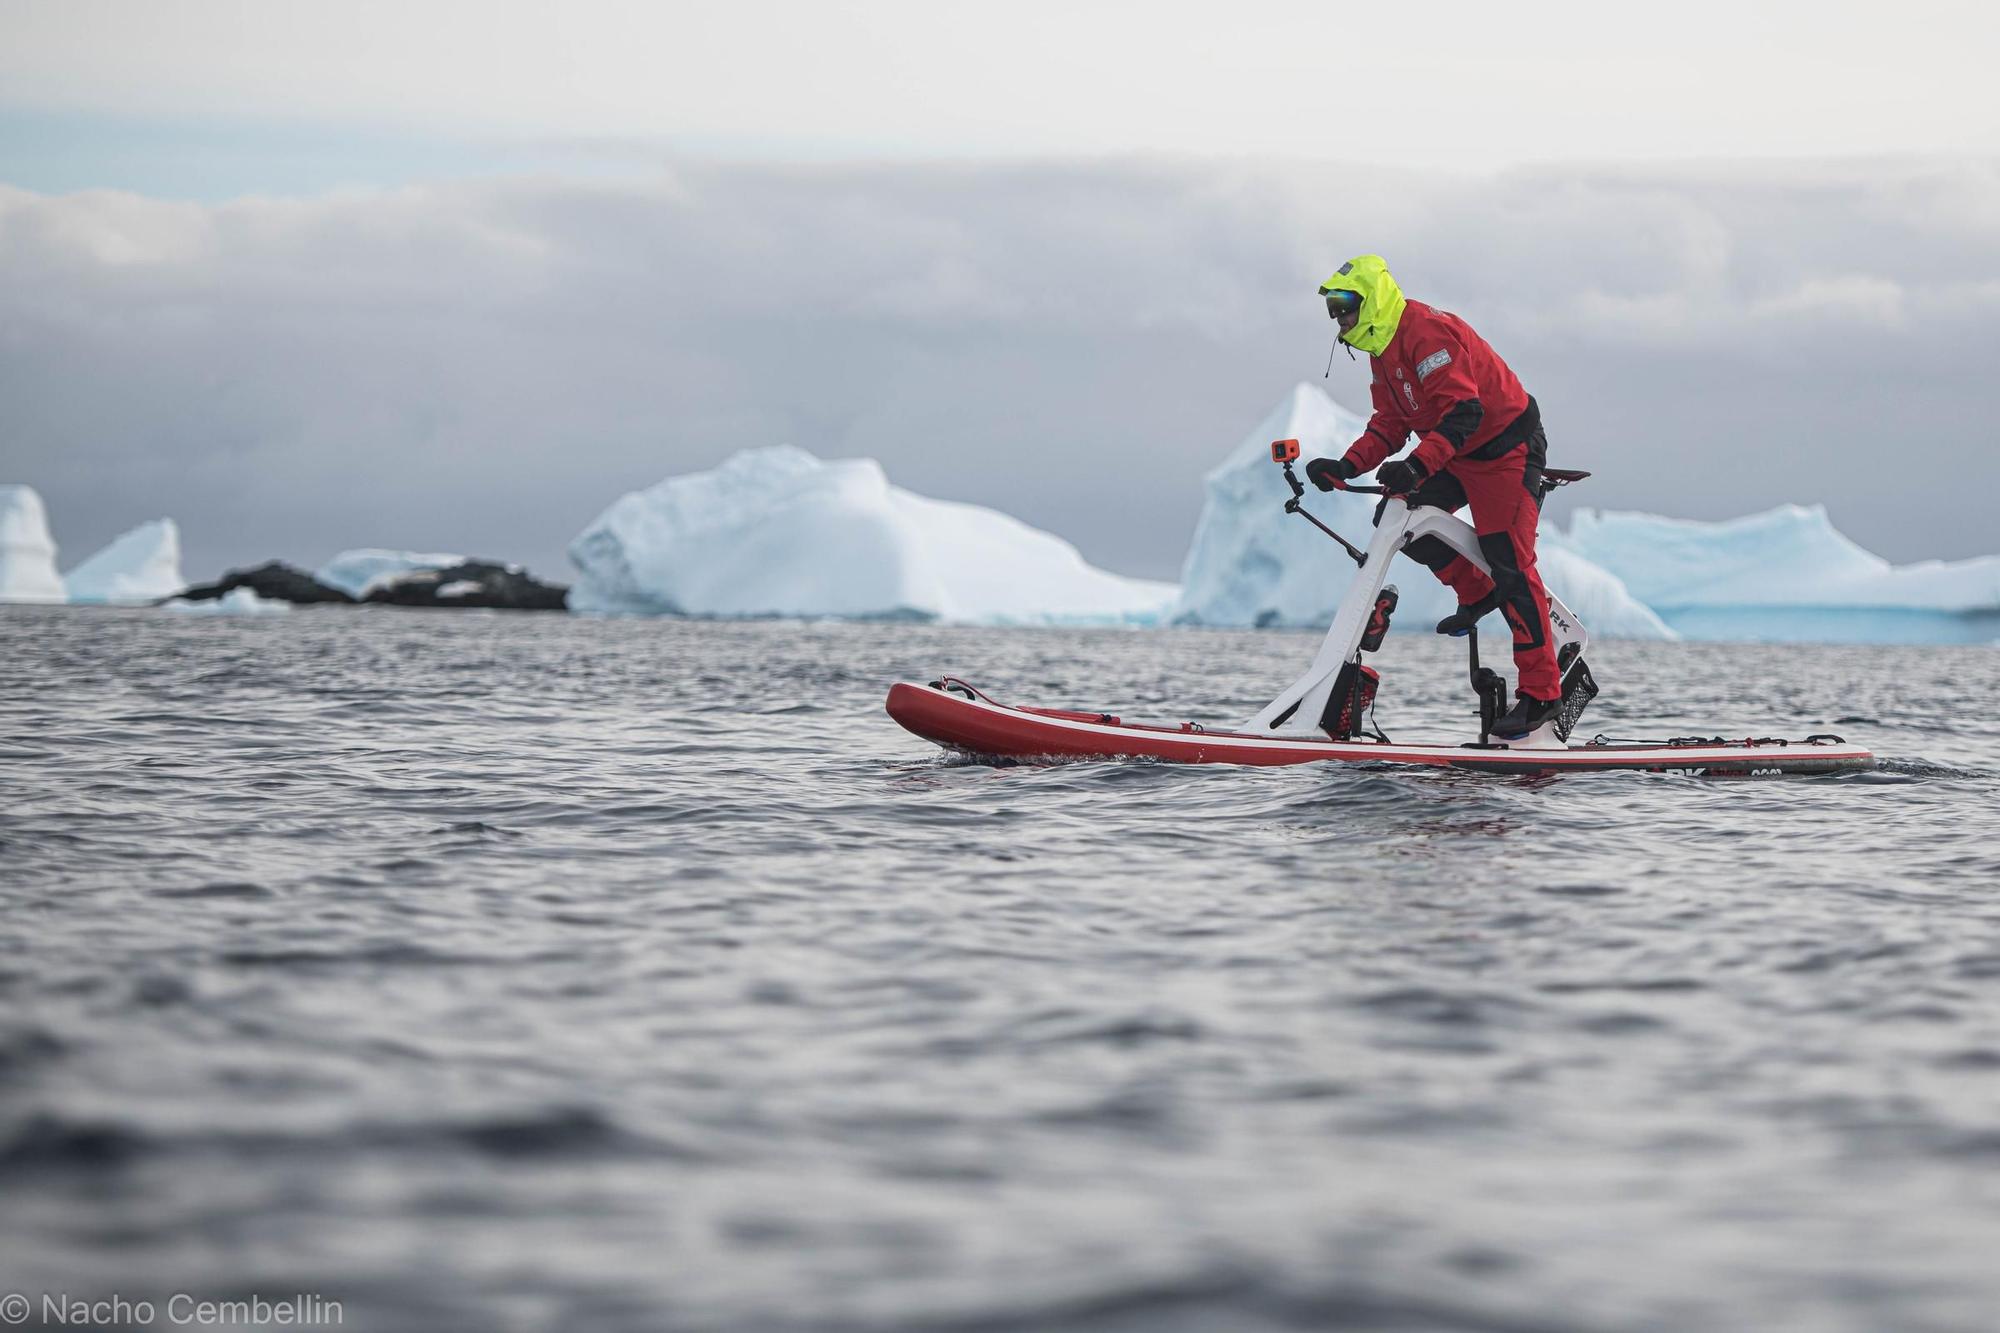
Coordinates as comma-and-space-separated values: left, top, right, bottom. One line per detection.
1376, 458, 1428, 494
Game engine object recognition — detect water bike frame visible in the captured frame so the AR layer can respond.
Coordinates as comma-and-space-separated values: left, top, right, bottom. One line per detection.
1245, 474, 1590, 747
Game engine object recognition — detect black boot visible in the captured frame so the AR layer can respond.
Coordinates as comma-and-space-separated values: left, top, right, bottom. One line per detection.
1435, 590, 1503, 636
1493, 691, 1560, 740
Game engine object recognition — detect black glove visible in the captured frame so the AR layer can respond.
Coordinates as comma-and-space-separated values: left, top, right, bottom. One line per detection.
1304, 456, 1357, 492
1376, 457, 1428, 495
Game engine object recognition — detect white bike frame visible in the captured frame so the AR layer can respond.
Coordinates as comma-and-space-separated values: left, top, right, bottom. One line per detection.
1243, 497, 1587, 736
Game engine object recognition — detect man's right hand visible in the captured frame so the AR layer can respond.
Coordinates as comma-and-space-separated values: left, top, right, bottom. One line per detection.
1305, 457, 1357, 492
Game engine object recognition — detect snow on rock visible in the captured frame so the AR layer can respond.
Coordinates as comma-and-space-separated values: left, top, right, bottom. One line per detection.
569, 445, 1176, 624
64, 518, 184, 603
162, 587, 290, 615
176, 561, 355, 605
1562, 505, 2000, 612
315, 549, 465, 600
0, 484, 66, 604
361, 561, 566, 609
1172, 384, 1675, 639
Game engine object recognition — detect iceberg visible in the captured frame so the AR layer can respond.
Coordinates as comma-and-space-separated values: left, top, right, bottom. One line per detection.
64, 518, 184, 603
1172, 385, 1676, 639
0, 484, 66, 604
569, 445, 1176, 624
315, 549, 465, 600
1562, 506, 2000, 644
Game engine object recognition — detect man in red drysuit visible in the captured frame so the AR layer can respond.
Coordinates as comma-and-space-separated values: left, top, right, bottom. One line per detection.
1303, 255, 1561, 738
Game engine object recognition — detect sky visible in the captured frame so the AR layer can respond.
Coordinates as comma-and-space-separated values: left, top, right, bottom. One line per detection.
2, 0, 1997, 584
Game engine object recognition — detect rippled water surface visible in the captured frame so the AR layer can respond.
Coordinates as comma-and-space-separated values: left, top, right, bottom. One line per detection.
4, 607, 1998, 1332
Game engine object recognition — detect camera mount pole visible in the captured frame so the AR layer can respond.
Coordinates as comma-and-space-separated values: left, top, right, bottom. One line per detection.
1271, 439, 1369, 568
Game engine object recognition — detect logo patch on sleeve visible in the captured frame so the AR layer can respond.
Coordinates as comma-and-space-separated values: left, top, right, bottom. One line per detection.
1415, 348, 1452, 382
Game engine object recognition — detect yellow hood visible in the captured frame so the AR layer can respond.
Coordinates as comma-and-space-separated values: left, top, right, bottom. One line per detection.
1318, 255, 1406, 357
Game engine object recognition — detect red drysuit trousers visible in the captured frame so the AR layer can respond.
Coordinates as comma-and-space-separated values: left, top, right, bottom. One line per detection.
1396, 444, 1561, 702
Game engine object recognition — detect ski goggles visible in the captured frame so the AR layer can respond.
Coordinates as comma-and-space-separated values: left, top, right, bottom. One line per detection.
1323, 289, 1363, 320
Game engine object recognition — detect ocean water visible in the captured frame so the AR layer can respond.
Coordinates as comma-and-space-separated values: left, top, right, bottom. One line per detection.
3, 605, 1997, 1333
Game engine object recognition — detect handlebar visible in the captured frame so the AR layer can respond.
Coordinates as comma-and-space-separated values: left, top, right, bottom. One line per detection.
1268, 439, 1400, 494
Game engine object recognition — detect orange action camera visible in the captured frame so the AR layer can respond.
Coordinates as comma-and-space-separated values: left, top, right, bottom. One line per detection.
1271, 438, 1300, 463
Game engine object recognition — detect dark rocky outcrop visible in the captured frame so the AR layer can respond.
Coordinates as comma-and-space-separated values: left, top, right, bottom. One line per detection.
174, 561, 355, 605
361, 561, 568, 611
172, 558, 568, 610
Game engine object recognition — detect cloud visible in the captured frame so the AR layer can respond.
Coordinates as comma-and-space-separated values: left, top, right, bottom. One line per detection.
6, 2, 1998, 167
2, 157, 1996, 586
